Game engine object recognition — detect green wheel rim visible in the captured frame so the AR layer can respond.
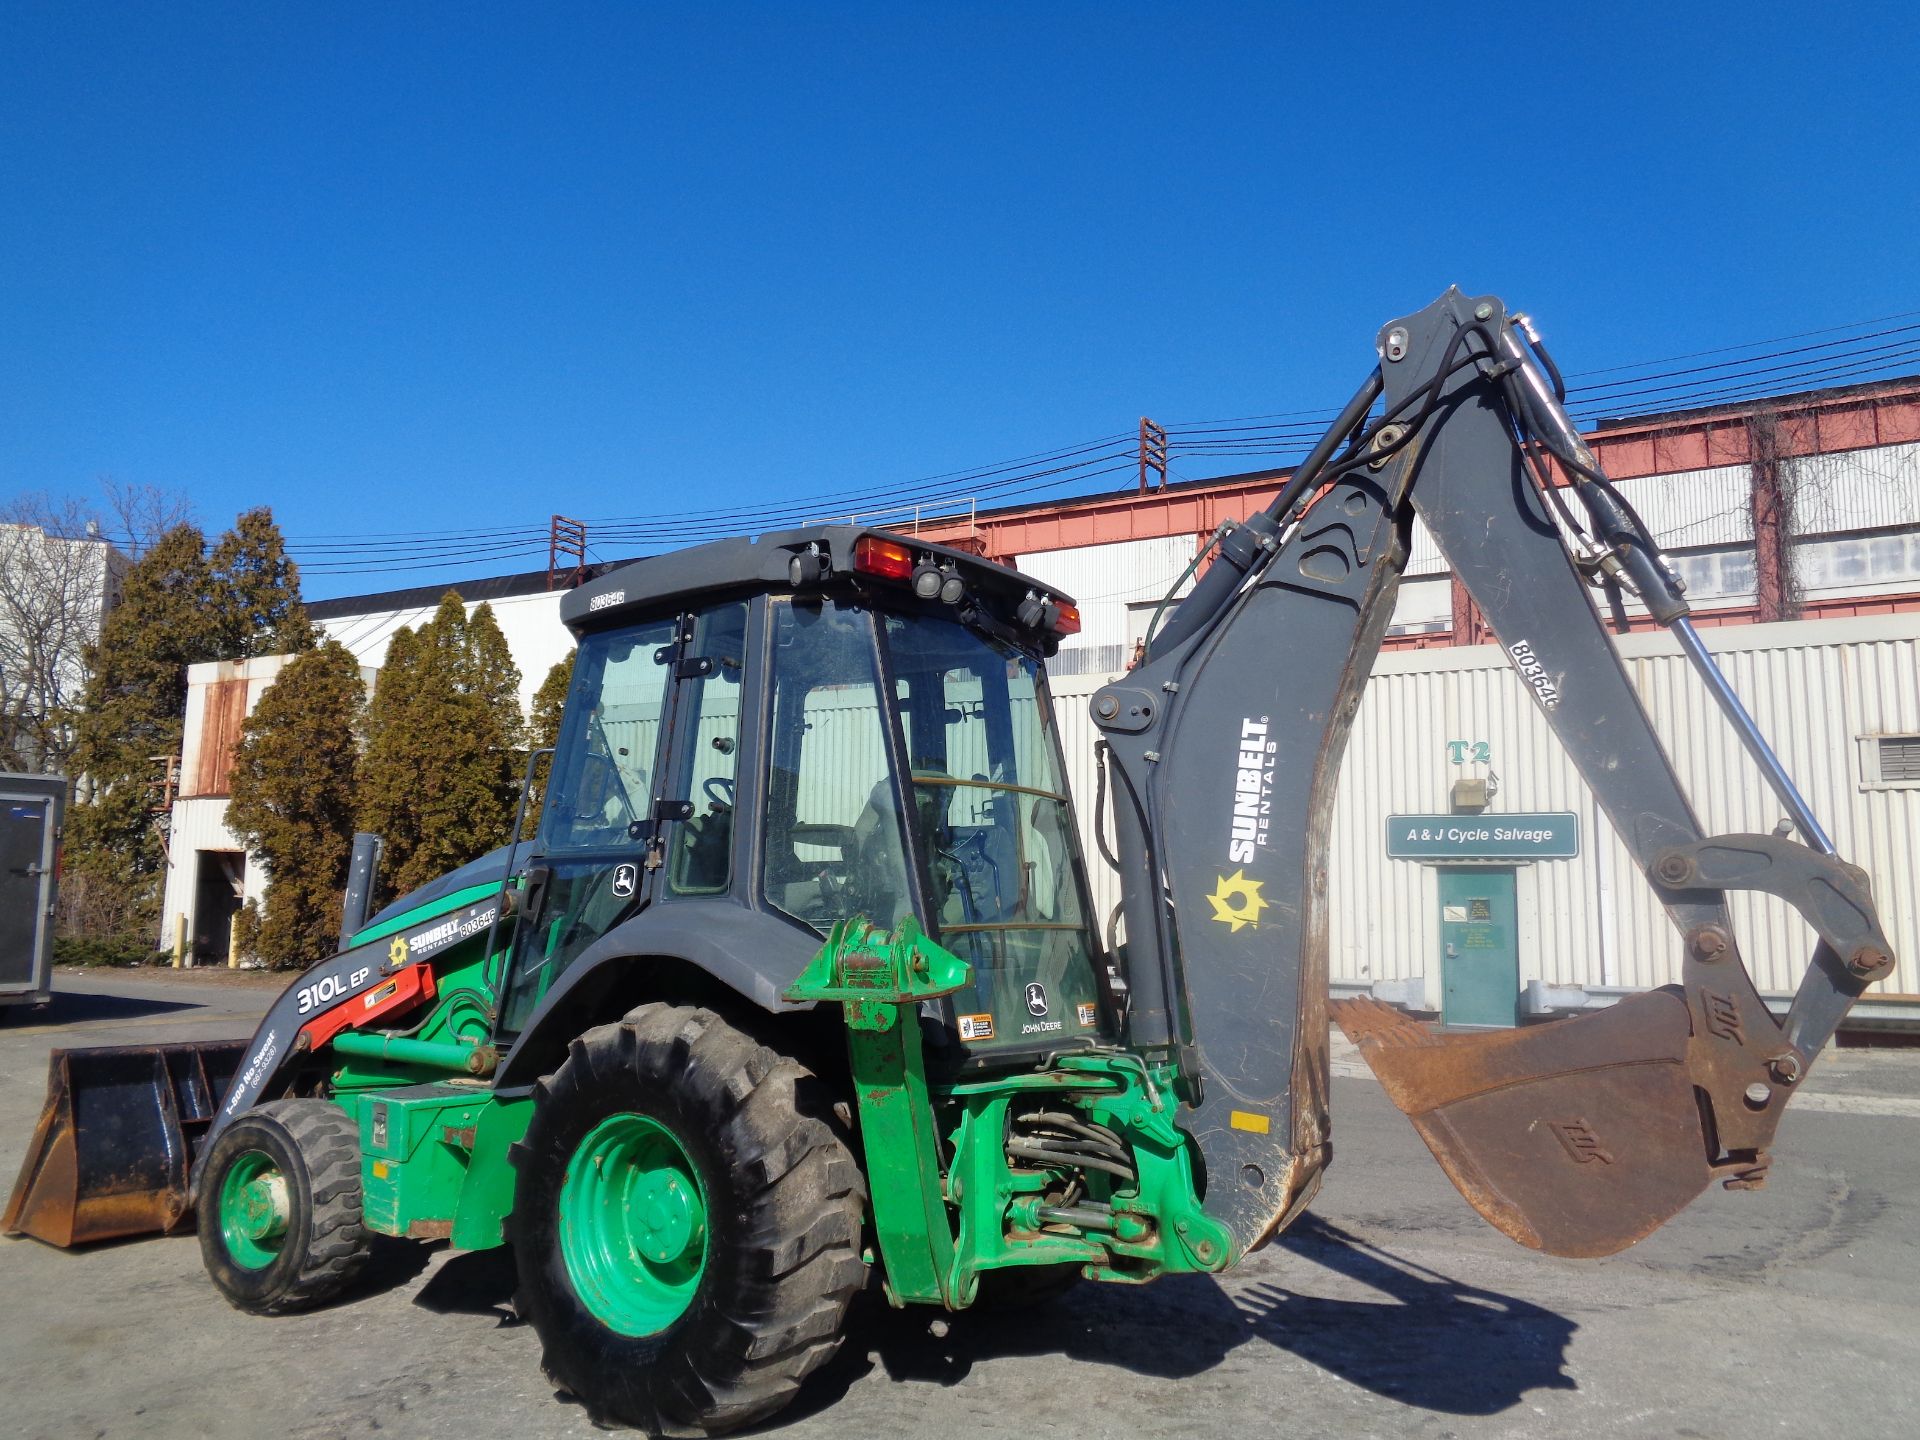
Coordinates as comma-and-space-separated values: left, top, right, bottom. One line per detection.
218, 1148, 290, 1270
560, 1112, 708, 1336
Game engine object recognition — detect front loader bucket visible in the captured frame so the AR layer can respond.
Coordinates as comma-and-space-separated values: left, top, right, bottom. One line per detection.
2, 1041, 246, 1248
1332, 991, 1713, 1258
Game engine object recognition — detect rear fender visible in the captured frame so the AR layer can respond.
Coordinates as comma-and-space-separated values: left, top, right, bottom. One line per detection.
494, 901, 823, 1088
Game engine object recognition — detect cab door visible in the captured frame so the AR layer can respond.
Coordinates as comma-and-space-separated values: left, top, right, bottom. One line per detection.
658, 603, 751, 902
498, 616, 681, 1034
498, 604, 758, 1034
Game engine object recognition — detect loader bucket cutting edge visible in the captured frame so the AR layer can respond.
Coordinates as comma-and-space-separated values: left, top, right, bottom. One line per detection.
2, 1041, 247, 1248
1331, 992, 1713, 1258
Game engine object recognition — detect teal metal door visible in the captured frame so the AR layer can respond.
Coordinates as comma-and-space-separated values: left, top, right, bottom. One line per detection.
1438, 867, 1518, 1027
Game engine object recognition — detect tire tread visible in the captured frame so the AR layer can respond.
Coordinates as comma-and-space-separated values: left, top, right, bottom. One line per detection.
512, 1003, 866, 1435
200, 1098, 371, 1315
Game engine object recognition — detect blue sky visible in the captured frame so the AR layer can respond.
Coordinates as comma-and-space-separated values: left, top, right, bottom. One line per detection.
3, 3, 1916, 598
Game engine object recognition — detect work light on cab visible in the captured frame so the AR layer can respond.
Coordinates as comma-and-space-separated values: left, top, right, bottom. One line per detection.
909, 557, 968, 605
787, 542, 829, 587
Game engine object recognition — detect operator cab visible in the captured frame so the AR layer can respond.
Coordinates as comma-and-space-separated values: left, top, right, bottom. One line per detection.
498, 527, 1108, 1060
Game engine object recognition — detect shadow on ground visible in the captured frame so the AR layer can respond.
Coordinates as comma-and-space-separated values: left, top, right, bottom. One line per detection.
349, 1236, 440, 1303
413, 1243, 521, 1323
372, 1213, 1575, 1426
1243, 1215, 1578, 1409
778, 1213, 1575, 1426
17, 988, 200, 1027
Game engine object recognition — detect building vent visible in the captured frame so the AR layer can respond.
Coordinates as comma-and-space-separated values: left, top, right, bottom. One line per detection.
1880, 736, 1920, 783
1860, 734, 1920, 789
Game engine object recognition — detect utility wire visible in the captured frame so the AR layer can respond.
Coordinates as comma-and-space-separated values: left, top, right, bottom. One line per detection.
281, 307, 1920, 585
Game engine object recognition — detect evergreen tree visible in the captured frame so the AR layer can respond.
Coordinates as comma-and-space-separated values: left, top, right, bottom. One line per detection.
65, 508, 312, 941
210, 507, 313, 656
356, 627, 427, 891
358, 594, 525, 898
65, 524, 220, 929
523, 651, 575, 838
225, 642, 366, 968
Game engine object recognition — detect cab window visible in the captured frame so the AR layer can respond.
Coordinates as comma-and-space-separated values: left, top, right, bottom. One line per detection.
667, 602, 748, 895
760, 598, 914, 932
537, 619, 676, 852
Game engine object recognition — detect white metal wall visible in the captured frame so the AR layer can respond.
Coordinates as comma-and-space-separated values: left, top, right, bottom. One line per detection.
1793, 441, 1920, 535
1019, 535, 1197, 677
161, 654, 379, 953
1050, 612, 1920, 1014
318, 589, 574, 712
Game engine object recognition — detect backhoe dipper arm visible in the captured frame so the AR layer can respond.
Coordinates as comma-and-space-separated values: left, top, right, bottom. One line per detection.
1091, 287, 1893, 1261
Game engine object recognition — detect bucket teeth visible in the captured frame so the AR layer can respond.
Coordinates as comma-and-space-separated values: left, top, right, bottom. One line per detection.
1332, 991, 1712, 1258
1328, 995, 1442, 1049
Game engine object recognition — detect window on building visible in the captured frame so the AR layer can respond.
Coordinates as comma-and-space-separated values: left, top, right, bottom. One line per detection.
1798, 530, 1920, 595
1666, 547, 1758, 603
1861, 734, 1920, 789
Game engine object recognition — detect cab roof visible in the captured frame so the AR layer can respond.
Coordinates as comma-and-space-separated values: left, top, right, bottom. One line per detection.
559, 525, 1075, 635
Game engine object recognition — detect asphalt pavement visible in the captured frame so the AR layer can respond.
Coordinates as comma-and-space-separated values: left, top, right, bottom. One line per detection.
1, 967, 1917, 1440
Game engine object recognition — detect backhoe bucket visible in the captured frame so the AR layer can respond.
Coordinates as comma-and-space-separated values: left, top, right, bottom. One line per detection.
1332, 991, 1713, 1258
2, 1041, 245, 1248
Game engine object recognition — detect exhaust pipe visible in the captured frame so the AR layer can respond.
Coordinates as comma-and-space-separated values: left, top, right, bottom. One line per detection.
338, 831, 384, 950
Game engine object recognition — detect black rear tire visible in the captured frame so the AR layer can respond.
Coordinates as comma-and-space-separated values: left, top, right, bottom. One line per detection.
510, 1003, 867, 1437
198, 1099, 371, 1314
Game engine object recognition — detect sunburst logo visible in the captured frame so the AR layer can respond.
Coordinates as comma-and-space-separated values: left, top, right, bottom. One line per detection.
389, 935, 410, 967
1207, 870, 1268, 932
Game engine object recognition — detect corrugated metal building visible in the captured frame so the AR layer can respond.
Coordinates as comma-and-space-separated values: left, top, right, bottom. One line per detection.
308, 570, 575, 712
1048, 613, 1920, 1027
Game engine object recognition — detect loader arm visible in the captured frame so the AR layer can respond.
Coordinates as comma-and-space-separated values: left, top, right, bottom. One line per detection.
1092, 287, 1894, 1260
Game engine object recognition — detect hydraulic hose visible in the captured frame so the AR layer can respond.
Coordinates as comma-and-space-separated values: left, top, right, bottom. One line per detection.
1005, 1141, 1137, 1181
1147, 368, 1383, 659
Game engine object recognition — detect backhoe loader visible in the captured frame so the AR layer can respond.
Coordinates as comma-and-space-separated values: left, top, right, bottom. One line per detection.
6, 288, 1895, 1435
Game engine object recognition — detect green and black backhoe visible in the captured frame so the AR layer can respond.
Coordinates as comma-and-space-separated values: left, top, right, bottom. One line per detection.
6, 290, 1896, 1435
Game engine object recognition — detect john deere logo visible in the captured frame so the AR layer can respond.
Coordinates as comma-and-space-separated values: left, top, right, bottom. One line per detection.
1024, 982, 1049, 1017
1207, 871, 1269, 932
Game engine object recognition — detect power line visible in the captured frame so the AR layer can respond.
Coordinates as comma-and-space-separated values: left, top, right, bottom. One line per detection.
280, 306, 1920, 588
1564, 307, 1920, 378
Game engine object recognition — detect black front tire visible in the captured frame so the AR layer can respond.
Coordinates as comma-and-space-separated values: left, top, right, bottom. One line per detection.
510, 1003, 867, 1437
198, 1099, 371, 1314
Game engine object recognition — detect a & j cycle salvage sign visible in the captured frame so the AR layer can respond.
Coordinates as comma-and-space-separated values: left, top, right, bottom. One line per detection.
1385, 812, 1579, 860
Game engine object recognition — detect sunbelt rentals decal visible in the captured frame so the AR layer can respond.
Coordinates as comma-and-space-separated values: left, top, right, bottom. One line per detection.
1210, 716, 1274, 931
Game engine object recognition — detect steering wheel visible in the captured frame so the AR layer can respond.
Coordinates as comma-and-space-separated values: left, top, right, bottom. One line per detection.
702, 775, 736, 810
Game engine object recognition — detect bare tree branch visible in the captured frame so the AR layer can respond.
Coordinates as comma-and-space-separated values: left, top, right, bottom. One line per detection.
98, 477, 196, 559
0, 494, 124, 773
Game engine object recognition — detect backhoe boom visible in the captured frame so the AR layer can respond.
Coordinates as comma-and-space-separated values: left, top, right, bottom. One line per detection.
1092, 287, 1894, 1259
